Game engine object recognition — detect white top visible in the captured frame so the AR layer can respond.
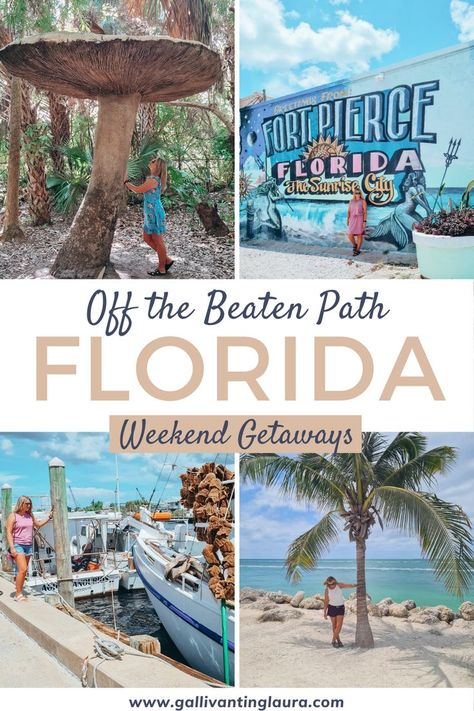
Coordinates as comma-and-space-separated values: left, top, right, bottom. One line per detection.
327, 585, 345, 606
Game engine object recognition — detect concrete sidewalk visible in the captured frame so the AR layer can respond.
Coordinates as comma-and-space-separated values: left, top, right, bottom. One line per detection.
0, 610, 80, 687
0, 576, 212, 688
240, 243, 419, 279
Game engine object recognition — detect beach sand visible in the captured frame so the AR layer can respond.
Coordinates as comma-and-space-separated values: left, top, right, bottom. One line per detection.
240, 605, 474, 688
240, 243, 419, 279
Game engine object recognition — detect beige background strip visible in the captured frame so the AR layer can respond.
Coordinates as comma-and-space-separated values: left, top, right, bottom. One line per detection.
109, 415, 361, 453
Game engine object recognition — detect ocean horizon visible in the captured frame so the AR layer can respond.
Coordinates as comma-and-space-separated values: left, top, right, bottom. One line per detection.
240, 558, 474, 609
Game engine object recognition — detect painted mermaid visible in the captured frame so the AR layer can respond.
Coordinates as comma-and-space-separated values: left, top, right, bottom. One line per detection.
368, 170, 432, 250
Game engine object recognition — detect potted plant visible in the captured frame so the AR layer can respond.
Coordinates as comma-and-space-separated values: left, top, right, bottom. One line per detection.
413, 181, 474, 278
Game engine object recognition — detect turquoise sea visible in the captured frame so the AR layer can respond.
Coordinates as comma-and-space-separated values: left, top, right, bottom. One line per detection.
241, 559, 474, 609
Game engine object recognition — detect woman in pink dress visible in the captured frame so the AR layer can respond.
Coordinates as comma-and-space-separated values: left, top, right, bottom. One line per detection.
6, 496, 53, 601
347, 186, 367, 256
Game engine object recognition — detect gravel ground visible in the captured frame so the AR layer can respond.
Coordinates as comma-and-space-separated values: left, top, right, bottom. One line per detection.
0, 204, 235, 279
240, 240, 420, 279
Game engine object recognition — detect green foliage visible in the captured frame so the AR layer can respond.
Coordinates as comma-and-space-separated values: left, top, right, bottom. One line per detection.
47, 143, 92, 214
461, 179, 474, 209
47, 138, 164, 215
164, 166, 207, 209
126, 137, 164, 182
212, 126, 233, 162
84, 499, 104, 512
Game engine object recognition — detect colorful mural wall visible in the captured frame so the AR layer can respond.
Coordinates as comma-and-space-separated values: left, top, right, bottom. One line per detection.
239, 43, 474, 251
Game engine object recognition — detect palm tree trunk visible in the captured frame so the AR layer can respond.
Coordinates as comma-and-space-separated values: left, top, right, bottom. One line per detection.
21, 83, 51, 226
354, 538, 374, 648
48, 92, 70, 174
1, 76, 26, 242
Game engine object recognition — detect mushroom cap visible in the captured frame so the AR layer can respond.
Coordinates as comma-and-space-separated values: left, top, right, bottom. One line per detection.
0, 32, 221, 102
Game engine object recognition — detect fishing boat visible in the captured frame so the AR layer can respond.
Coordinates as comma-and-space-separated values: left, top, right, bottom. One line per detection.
133, 524, 235, 684
26, 511, 122, 599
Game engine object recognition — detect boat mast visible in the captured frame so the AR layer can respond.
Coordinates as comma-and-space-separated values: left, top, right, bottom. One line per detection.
115, 454, 121, 515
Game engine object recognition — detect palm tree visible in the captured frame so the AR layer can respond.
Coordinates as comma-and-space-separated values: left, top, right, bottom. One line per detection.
241, 433, 474, 649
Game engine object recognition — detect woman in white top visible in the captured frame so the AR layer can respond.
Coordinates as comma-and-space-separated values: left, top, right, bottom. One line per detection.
323, 576, 356, 648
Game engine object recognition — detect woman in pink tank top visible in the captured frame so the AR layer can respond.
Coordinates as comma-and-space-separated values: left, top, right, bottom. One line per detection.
347, 185, 367, 257
6, 496, 53, 602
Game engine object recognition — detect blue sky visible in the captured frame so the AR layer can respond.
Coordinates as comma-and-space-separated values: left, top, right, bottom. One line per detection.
241, 433, 474, 559
240, 0, 474, 98
0, 433, 231, 509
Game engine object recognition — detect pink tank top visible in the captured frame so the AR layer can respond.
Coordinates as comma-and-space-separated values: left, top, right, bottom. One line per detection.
13, 513, 34, 545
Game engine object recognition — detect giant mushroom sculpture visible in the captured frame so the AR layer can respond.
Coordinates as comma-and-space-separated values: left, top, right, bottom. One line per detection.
0, 33, 221, 278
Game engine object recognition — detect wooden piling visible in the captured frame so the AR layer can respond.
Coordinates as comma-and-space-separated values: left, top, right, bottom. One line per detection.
1, 484, 12, 572
48, 458, 75, 608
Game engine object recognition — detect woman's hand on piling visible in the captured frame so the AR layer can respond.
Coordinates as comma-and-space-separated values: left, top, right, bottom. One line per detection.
10, 547, 17, 559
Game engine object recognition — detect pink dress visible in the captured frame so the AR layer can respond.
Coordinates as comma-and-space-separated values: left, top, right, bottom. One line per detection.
348, 199, 365, 235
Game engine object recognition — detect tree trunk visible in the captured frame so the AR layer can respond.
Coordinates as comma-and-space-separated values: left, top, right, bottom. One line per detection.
141, 102, 157, 140
1, 76, 26, 242
51, 93, 141, 279
195, 202, 229, 237
21, 83, 51, 226
354, 538, 374, 648
48, 92, 70, 174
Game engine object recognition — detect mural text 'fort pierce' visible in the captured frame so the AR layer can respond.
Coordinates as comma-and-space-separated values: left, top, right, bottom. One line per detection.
240, 43, 474, 251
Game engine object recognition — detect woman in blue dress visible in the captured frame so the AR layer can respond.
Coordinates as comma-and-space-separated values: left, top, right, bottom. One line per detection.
125, 157, 173, 276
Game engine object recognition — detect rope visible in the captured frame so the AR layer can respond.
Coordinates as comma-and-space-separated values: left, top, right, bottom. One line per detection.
55, 589, 217, 688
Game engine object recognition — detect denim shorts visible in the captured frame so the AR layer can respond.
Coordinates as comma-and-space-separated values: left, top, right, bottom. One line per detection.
13, 543, 32, 556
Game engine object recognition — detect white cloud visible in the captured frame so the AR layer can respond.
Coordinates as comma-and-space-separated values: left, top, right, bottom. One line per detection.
0, 473, 23, 483
330, 0, 350, 5
240, 0, 398, 74
69, 487, 116, 502
31, 434, 108, 464
450, 0, 474, 40
285, 10, 300, 19
0, 438, 13, 455
266, 65, 333, 97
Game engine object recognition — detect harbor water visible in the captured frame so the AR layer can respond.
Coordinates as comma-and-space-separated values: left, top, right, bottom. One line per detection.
76, 589, 186, 663
241, 559, 474, 609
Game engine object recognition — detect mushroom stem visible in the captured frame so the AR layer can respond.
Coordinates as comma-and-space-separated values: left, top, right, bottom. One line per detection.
51, 93, 141, 278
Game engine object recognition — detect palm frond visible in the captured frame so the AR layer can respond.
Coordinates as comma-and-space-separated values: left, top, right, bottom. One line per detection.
126, 136, 164, 181
373, 432, 427, 479
286, 511, 341, 583
375, 486, 474, 596
377, 446, 457, 489
240, 454, 346, 510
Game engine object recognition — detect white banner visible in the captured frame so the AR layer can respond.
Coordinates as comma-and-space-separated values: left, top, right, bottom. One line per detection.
0, 279, 472, 433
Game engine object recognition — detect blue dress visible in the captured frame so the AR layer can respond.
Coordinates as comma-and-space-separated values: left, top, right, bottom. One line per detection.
143, 176, 166, 234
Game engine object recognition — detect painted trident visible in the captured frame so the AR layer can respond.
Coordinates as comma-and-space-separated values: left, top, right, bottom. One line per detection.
433, 137, 461, 210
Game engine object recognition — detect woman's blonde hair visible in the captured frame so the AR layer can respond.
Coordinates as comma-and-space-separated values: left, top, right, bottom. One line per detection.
14, 496, 33, 514
151, 157, 167, 193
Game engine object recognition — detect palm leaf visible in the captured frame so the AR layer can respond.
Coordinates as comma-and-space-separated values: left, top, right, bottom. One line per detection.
240, 454, 346, 510
376, 446, 456, 490
375, 486, 474, 596
126, 137, 164, 181
286, 511, 341, 583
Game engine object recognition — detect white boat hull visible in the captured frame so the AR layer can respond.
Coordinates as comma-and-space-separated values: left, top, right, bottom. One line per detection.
27, 569, 120, 600
119, 569, 144, 591
134, 538, 234, 684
